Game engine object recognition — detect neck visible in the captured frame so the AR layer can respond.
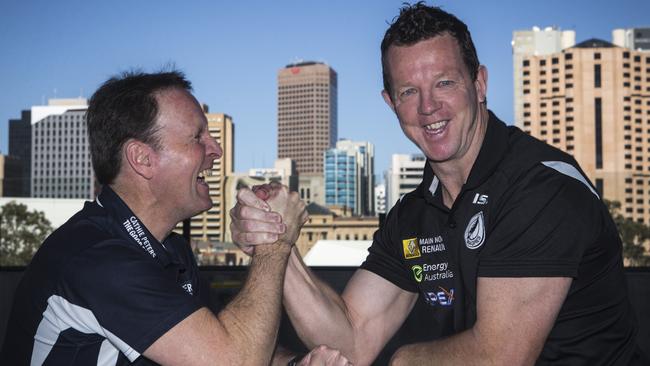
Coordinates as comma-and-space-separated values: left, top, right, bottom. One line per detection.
430, 107, 489, 208
109, 183, 175, 243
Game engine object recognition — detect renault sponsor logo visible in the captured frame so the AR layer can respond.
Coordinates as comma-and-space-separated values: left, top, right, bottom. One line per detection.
464, 211, 486, 249
411, 265, 423, 283
402, 238, 421, 259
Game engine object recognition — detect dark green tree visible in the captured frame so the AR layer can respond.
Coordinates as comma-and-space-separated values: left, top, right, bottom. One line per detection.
604, 200, 650, 266
0, 201, 53, 266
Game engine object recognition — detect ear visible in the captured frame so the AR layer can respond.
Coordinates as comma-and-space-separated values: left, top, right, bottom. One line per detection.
475, 65, 488, 104
123, 139, 156, 180
381, 89, 396, 113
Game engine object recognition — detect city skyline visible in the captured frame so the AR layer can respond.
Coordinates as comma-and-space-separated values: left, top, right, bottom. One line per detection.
1, 0, 648, 177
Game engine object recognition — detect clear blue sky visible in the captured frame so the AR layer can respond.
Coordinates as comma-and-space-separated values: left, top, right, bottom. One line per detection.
1, 0, 648, 178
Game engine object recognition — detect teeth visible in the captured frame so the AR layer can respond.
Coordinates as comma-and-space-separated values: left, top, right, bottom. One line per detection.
425, 120, 448, 130
198, 169, 212, 179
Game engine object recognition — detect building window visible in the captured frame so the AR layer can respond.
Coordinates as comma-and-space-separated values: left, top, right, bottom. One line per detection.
595, 97, 603, 169
594, 52, 601, 60
594, 64, 601, 88
595, 179, 604, 196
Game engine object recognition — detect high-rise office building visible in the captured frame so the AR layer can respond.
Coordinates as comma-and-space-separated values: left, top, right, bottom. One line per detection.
183, 112, 234, 243
1, 155, 23, 196
31, 99, 94, 199
613, 27, 650, 51
374, 183, 386, 215
8, 110, 32, 196
324, 139, 374, 216
385, 154, 426, 212
277, 61, 337, 175
518, 36, 650, 223
512, 27, 576, 128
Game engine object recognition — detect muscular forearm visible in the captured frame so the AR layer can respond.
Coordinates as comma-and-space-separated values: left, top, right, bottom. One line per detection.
391, 322, 540, 366
216, 242, 292, 365
391, 329, 487, 366
283, 247, 359, 360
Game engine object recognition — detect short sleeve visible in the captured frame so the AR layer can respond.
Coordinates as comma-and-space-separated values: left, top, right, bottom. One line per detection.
61, 240, 203, 357
361, 202, 419, 293
478, 163, 602, 278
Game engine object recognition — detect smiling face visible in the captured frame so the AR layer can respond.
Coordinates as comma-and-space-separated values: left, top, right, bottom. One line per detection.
382, 34, 488, 173
150, 88, 222, 222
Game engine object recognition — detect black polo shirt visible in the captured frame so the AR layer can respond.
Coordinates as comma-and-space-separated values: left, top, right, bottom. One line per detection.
362, 112, 645, 365
1, 186, 206, 365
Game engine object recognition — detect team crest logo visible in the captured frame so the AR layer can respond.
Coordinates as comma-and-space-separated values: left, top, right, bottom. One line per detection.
464, 211, 486, 249
411, 265, 423, 283
402, 238, 421, 259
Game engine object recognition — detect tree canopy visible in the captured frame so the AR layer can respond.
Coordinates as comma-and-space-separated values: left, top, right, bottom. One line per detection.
1, 201, 53, 266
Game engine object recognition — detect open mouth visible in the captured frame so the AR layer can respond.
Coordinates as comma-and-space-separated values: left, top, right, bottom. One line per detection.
424, 120, 449, 134
197, 169, 212, 184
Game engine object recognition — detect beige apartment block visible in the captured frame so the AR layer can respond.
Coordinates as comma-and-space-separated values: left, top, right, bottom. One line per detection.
519, 39, 650, 223
175, 112, 234, 243
277, 61, 337, 175
295, 203, 378, 256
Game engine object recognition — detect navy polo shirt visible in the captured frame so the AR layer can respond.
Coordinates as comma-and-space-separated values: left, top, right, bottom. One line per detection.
2, 186, 206, 365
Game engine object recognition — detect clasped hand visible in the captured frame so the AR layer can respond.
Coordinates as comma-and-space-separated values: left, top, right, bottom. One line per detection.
229, 182, 308, 254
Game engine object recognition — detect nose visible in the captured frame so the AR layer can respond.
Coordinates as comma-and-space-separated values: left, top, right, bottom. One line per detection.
206, 135, 223, 161
417, 90, 441, 115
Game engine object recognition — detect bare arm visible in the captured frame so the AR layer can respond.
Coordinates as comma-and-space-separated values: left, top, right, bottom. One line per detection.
284, 251, 418, 366
143, 186, 306, 365
230, 185, 418, 365
389, 276, 572, 366
144, 242, 291, 365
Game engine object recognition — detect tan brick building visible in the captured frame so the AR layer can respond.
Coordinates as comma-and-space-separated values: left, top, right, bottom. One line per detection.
295, 203, 378, 256
175, 112, 234, 244
277, 61, 337, 175
519, 39, 650, 222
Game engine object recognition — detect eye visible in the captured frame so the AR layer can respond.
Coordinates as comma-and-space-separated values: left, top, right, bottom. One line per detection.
399, 88, 417, 99
438, 80, 455, 88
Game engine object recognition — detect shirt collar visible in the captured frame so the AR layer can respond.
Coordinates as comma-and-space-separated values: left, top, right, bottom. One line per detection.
96, 185, 174, 266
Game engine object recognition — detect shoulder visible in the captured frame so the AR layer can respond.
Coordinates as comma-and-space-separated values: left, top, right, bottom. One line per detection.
497, 127, 597, 200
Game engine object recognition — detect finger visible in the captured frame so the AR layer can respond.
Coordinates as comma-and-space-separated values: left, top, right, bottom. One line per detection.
236, 187, 270, 211
232, 231, 280, 245
252, 185, 271, 200
235, 218, 286, 234
231, 204, 282, 224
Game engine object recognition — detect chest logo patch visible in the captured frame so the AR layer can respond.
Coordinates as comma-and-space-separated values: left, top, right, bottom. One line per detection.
402, 238, 421, 259
411, 265, 423, 283
464, 211, 486, 250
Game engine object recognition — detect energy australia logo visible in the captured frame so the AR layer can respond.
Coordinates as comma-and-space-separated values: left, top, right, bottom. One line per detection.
411, 265, 423, 283
464, 211, 486, 249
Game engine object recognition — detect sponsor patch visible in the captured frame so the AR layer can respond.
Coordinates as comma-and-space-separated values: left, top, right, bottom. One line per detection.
464, 211, 486, 249
411, 265, 423, 283
424, 287, 455, 306
402, 237, 421, 259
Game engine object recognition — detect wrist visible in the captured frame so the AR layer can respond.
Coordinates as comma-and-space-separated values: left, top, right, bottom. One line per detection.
254, 242, 293, 257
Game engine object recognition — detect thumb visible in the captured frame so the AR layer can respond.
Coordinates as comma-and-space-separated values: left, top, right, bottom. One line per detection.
237, 187, 270, 211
